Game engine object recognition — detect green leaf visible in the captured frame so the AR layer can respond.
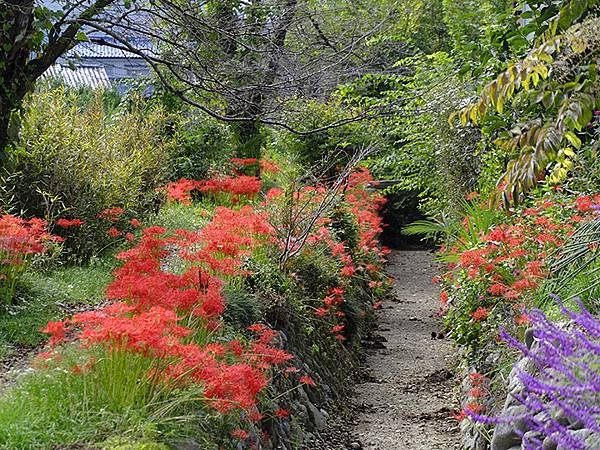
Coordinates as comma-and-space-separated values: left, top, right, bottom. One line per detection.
564, 131, 581, 149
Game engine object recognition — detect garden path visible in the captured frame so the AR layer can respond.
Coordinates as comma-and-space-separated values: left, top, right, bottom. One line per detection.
1, 251, 463, 449
350, 250, 460, 450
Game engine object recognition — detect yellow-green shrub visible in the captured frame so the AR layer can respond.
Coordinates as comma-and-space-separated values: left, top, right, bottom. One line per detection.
4, 88, 171, 261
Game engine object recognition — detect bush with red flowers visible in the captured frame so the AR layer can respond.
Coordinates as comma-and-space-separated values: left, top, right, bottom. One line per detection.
0, 214, 62, 305
438, 192, 600, 356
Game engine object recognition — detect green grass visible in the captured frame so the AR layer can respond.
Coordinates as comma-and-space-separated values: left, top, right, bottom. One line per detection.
152, 202, 213, 231
0, 257, 114, 361
0, 347, 222, 449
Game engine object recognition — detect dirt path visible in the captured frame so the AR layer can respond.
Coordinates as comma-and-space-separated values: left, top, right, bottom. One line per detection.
350, 250, 460, 450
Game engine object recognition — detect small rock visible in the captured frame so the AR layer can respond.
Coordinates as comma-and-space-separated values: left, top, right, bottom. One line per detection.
349, 441, 362, 449
542, 436, 557, 450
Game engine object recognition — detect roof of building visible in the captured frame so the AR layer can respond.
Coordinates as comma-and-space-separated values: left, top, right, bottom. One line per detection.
43, 64, 111, 89
64, 36, 154, 60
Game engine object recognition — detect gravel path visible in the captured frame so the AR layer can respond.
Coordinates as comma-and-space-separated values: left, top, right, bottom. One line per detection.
303, 250, 462, 450
350, 250, 460, 450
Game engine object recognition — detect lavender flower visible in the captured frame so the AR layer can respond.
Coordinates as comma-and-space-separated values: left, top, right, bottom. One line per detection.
468, 296, 600, 449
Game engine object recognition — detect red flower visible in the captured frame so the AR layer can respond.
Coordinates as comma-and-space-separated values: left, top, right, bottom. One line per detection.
469, 372, 486, 386
231, 429, 249, 440
56, 218, 84, 228
465, 402, 483, 414
440, 291, 449, 305
516, 314, 530, 325
98, 207, 124, 221
275, 408, 289, 418
487, 284, 507, 296
299, 375, 316, 386
575, 195, 592, 212
472, 307, 489, 321
107, 227, 122, 238
453, 410, 467, 422
42, 321, 67, 346
331, 324, 345, 334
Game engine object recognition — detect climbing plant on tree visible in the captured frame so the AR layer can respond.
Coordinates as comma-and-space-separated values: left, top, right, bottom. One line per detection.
452, 0, 599, 207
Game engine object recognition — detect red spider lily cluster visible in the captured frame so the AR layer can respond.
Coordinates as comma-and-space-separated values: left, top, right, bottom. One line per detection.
43, 206, 293, 417
162, 158, 282, 206
93, 208, 141, 242
163, 176, 263, 205
231, 157, 281, 175
38, 164, 386, 445
438, 193, 600, 351
0, 214, 62, 304
306, 168, 390, 341
56, 218, 85, 228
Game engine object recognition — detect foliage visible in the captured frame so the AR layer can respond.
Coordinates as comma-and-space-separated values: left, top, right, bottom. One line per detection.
355, 52, 483, 218
437, 191, 599, 356
168, 114, 236, 181
453, 2, 600, 206
539, 216, 600, 311
274, 99, 378, 173
3, 88, 171, 261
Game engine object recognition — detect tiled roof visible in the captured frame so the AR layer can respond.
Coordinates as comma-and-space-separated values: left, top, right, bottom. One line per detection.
43, 64, 111, 89
65, 37, 153, 60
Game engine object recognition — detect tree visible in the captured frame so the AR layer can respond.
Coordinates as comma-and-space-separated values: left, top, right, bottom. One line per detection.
1, 0, 413, 160
0, 0, 118, 156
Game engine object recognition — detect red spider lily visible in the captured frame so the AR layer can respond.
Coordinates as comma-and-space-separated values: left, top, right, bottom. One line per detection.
98, 207, 125, 222
515, 313, 530, 325
266, 187, 284, 200
469, 387, 488, 398
472, 307, 489, 321
469, 372, 486, 385
274, 408, 289, 418
56, 218, 84, 228
299, 375, 316, 386
487, 283, 507, 296
453, 410, 468, 422
162, 179, 201, 205
130, 218, 142, 227
331, 324, 345, 334
231, 429, 249, 440
107, 227, 122, 238
231, 158, 258, 167
0, 215, 59, 256
41, 321, 67, 346
440, 291, 449, 305
575, 195, 592, 212
465, 402, 484, 414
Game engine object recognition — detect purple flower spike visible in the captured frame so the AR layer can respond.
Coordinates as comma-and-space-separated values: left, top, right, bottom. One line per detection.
469, 297, 600, 448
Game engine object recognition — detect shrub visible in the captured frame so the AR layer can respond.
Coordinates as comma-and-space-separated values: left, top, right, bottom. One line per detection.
4, 88, 171, 261
168, 114, 236, 181
439, 192, 600, 356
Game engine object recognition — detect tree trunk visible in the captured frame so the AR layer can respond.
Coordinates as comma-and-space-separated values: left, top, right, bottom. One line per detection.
0, 105, 10, 162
